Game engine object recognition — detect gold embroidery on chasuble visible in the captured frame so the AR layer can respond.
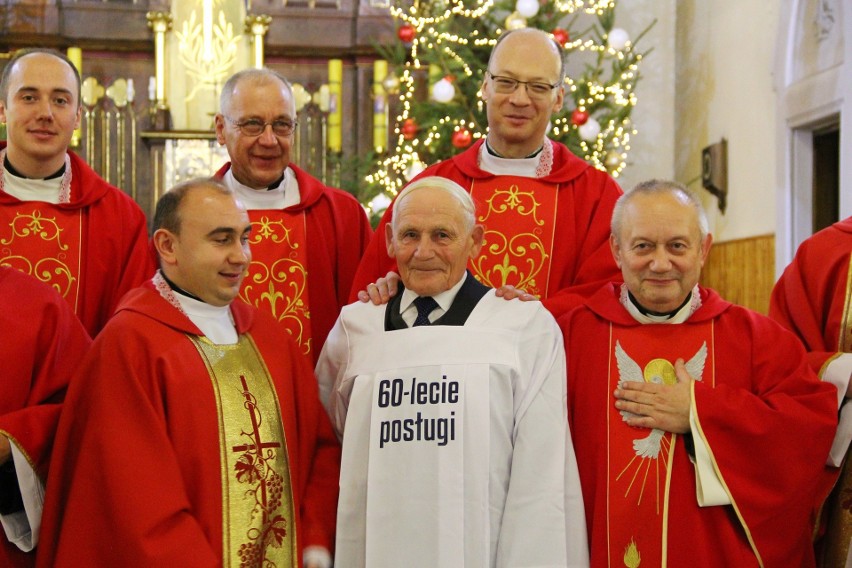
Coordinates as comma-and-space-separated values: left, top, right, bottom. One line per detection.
606, 322, 714, 568
0, 205, 82, 310
190, 334, 297, 568
839, 252, 852, 353
240, 210, 312, 355
469, 177, 558, 298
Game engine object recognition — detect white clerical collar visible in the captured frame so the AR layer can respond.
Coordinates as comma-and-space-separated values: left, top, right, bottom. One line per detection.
478, 137, 554, 178
152, 271, 238, 344
620, 284, 702, 324
223, 167, 300, 210
399, 272, 468, 326
0, 152, 71, 203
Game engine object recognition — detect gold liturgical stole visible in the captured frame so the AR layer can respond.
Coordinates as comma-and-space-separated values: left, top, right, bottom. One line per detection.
0, 204, 82, 311
240, 210, 312, 356
190, 334, 297, 568
606, 322, 715, 568
469, 176, 558, 298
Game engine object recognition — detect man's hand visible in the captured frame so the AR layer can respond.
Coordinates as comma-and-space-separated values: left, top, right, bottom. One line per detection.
494, 285, 538, 302
0, 436, 11, 466
613, 358, 694, 434
357, 271, 400, 305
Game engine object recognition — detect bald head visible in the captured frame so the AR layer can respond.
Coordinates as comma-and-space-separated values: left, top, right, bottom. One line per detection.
488, 28, 566, 85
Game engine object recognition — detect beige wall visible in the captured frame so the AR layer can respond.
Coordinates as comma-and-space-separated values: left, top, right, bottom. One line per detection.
675, 0, 780, 243
615, 0, 677, 192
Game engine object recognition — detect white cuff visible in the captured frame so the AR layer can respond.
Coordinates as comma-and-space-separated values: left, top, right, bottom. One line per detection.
0, 442, 44, 552
690, 405, 731, 507
303, 545, 332, 568
827, 354, 852, 467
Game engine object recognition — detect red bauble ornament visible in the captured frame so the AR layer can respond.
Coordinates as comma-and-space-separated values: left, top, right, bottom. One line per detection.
451, 129, 473, 149
571, 109, 589, 126
397, 24, 416, 43
401, 118, 418, 140
552, 28, 569, 46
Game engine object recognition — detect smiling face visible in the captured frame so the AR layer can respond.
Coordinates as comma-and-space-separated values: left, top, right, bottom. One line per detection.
610, 191, 712, 313
215, 74, 296, 190
481, 29, 564, 158
0, 52, 81, 178
155, 185, 252, 307
385, 185, 483, 297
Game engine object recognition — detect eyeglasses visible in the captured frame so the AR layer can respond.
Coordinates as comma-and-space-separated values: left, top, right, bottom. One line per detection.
224, 116, 298, 137
486, 72, 559, 98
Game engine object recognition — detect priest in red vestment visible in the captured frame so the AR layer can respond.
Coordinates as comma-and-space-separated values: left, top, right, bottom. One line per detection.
0, 48, 154, 337
770, 216, 852, 567
350, 28, 621, 319
561, 179, 837, 567
37, 179, 340, 568
0, 268, 90, 568
214, 68, 371, 363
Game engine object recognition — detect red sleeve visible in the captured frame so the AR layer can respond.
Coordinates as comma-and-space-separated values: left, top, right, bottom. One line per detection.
72, 162, 155, 336
36, 321, 220, 568
347, 204, 396, 303
327, 188, 372, 310
289, 338, 341, 554
692, 310, 837, 567
769, 233, 851, 375
0, 271, 91, 479
541, 171, 622, 319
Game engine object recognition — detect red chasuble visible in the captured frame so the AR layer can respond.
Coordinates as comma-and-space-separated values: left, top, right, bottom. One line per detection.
0, 205, 82, 311
770, 216, 852, 566
606, 322, 714, 567
36, 282, 340, 568
240, 210, 313, 356
215, 163, 372, 363
770, 217, 852, 376
562, 284, 838, 568
469, 176, 557, 297
0, 143, 155, 337
348, 139, 622, 319
0, 268, 90, 568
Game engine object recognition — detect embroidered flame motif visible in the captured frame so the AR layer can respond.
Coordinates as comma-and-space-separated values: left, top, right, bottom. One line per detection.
623, 538, 641, 567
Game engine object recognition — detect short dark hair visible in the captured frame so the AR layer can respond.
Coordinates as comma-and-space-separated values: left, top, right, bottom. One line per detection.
0, 48, 82, 105
153, 178, 232, 235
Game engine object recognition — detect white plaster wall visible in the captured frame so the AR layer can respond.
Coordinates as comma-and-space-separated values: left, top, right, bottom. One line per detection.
616, 0, 677, 192
675, 0, 781, 243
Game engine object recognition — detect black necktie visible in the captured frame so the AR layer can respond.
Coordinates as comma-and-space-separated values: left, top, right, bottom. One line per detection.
413, 296, 439, 327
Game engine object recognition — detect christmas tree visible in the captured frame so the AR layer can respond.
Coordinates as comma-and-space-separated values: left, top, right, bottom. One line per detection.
363, 0, 650, 216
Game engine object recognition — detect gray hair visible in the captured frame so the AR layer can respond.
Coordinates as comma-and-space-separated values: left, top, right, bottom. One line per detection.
487, 28, 567, 86
611, 179, 710, 242
391, 176, 476, 233
219, 68, 295, 115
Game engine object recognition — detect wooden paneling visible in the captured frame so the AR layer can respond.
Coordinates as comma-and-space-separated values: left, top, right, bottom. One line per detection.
699, 234, 775, 315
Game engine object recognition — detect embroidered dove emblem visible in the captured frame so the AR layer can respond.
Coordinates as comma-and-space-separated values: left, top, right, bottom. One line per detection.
615, 340, 707, 458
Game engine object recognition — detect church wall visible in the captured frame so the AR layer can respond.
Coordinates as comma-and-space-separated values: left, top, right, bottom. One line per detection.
674, 0, 781, 311
614, 0, 677, 193
674, 0, 781, 244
